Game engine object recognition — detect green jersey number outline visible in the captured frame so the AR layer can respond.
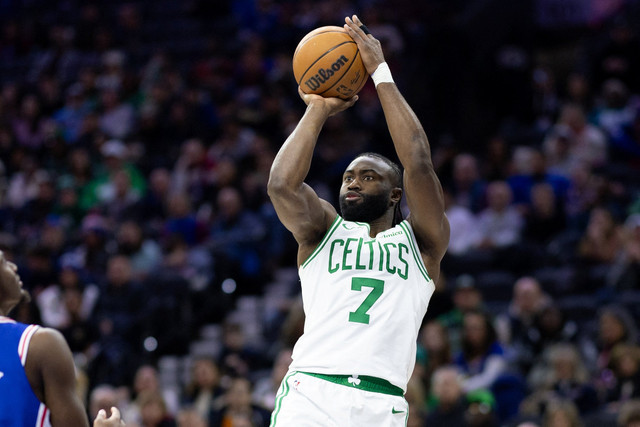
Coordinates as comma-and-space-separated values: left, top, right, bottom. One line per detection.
349, 277, 384, 324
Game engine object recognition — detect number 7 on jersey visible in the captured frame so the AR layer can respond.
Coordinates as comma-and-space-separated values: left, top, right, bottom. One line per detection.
349, 277, 384, 324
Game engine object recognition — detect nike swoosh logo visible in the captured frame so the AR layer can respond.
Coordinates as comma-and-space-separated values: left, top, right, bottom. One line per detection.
392, 407, 404, 414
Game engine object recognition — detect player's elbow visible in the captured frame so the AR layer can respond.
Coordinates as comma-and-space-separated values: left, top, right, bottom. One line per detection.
267, 175, 293, 200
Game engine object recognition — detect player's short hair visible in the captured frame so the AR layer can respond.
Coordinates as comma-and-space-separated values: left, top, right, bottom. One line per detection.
355, 152, 404, 225
356, 152, 403, 188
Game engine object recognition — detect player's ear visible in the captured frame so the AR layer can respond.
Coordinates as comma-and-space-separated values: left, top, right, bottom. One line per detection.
390, 187, 402, 204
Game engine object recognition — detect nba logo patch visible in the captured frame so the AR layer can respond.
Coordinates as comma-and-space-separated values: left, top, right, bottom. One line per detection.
293, 379, 301, 390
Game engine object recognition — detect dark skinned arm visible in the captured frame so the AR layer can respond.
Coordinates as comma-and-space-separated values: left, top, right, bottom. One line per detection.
26, 328, 90, 427
344, 15, 450, 278
267, 88, 357, 265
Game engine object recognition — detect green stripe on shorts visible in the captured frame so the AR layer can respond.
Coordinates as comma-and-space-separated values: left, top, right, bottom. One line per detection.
270, 371, 296, 426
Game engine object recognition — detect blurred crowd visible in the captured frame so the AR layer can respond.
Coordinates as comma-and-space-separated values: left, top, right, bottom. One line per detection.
1, 0, 640, 426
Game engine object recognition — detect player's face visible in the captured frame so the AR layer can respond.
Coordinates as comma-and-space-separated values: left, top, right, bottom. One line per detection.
339, 157, 394, 223
0, 250, 28, 315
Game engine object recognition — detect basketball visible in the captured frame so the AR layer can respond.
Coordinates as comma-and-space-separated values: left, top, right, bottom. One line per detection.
293, 26, 368, 99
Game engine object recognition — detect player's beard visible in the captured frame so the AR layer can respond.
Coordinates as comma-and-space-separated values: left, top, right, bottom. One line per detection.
340, 191, 390, 223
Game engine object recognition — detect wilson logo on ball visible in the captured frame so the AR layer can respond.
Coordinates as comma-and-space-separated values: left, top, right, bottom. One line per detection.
292, 26, 368, 99
304, 55, 350, 91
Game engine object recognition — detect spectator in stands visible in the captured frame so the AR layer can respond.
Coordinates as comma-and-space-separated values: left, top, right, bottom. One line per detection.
449, 153, 487, 214
182, 356, 224, 423
424, 365, 469, 426
473, 180, 523, 252
512, 304, 583, 375
576, 206, 624, 289
175, 408, 207, 427
137, 390, 177, 427
540, 399, 583, 427
163, 192, 206, 247
252, 347, 292, 411
523, 343, 599, 417
496, 276, 550, 348
11, 94, 50, 149
208, 377, 271, 427
506, 147, 570, 208
544, 103, 608, 169
602, 343, 640, 411
618, 399, 640, 427
134, 167, 172, 233
590, 78, 638, 139
124, 365, 179, 426
592, 305, 639, 392
443, 186, 481, 257
417, 320, 453, 390
454, 310, 508, 394
425, 365, 498, 427
522, 182, 567, 250
438, 274, 485, 355
6, 155, 42, 210
115, 220, 162, 281
609, 105, 640, 165
608, 213, 640, 289
61, 213, 111, 283
80, 139, 146, 212
89, 255, 145, 387
53, 82, 91, 143
209, 186, 267, 292
36, 255, 98, 329
217, 320, 268, 380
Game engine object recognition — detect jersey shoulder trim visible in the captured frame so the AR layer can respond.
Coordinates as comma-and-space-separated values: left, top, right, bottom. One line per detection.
301, 215, 343, 269
18, 324, 40, 366
399, 221, 431, 282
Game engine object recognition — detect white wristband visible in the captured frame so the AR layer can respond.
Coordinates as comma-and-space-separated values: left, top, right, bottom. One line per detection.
371, 62, 394, 88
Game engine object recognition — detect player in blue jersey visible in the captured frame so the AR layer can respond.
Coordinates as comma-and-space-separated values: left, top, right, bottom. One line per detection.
267, 14, 450, 426
0, 250, 124, 427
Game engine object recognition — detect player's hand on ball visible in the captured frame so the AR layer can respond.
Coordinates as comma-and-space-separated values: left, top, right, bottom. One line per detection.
298, 87, 358, 116
344, 15, 385, 76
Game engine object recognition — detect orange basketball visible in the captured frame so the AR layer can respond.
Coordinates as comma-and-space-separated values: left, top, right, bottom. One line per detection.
293, 26, 368, 99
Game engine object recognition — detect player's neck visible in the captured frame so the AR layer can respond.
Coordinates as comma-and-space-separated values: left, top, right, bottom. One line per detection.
366, 216, 395, 237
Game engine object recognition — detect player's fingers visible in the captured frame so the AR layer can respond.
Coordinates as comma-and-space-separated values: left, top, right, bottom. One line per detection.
96, 409, 106, 420
352, 15, 371, 36
109, 407, 121, 420
344, 16, 365, 40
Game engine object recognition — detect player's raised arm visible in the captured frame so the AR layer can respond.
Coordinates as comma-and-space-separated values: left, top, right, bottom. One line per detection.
28, 328, 90, 427
344, 15, 450, 266
267, 89, 356, 264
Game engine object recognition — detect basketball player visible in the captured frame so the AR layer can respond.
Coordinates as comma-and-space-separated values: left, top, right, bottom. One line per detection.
267, 14, 450, 427
0, 250, 124, 427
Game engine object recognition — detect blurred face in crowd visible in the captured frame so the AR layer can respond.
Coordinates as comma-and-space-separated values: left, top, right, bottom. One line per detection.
192, 358, 219, 390
513, 277, 544, 316
600, 312, 627, 346
134, 365, 160, 395
226, 377, 252, 410
453, 286, 481, 312
420, 321, 448, 353
463, 312, 489, 348
486, 181, 512, 212
432, 367, 463, 406
106, 255, 132, 287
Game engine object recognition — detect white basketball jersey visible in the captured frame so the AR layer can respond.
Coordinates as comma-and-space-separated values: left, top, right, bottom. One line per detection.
289, 216, 435, 392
